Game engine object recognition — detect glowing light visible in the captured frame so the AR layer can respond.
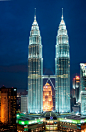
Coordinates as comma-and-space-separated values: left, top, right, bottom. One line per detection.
43, 83, 53, 111
18, 118, 44, 125
75, 75, 80, 80
17, 114, 20, 117
76, 112, 79, 115
22, 122, 24, 125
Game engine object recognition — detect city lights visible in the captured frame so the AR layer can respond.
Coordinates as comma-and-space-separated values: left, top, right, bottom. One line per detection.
55, 9, 70, 113
43, 83, 53, 111
28, 10, 43, 113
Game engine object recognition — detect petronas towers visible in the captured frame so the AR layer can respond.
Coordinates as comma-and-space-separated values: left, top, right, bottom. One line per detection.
55, 10, 70, 113
28, 13, 43, 113
28, 9, 70, 113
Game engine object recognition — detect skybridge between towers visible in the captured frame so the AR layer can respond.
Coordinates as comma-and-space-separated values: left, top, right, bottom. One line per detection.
28, 8, 70, 114
42, 75, 56, 79
42, 75, 56, 91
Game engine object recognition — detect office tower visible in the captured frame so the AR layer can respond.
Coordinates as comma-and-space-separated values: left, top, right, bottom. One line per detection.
28, 10, 43, 113
55, 9, 70, 113
80, 63, 86, 115
0, 86, 17, 131
72, 75, 80, 103
43, 83, 53, 111
21, 95, 28, 113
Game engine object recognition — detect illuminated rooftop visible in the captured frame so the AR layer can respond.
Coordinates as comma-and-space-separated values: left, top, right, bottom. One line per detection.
16, 113, 44, 125
16, 112, 86, 125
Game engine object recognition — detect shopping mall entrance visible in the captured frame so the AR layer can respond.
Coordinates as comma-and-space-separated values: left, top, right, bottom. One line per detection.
41, 111, 58, 131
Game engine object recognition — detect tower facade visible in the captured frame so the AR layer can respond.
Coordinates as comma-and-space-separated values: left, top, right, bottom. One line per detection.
28, 13, 43, 113
55, 10, 70, 113
43, 83, 53, 111
80, 63, 86, 115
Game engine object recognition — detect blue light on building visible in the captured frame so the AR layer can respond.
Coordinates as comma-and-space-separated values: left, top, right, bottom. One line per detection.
55, 9, 70, 113
28, 10, 43, 113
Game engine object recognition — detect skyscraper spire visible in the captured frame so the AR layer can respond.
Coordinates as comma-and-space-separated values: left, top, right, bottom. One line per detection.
28, 10, 43, 113
55, 8, 70, 113
61, 8, 63, 20
34, 8, 36, 21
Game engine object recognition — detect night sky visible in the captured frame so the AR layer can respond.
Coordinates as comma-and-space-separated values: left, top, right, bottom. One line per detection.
0, 0, 86, 91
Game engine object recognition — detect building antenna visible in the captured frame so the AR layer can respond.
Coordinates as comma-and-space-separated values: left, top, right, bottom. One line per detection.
34, 8, 36, 20
62, 8, 63, 20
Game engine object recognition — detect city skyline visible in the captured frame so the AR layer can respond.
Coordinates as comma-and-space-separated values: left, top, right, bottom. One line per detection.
0, 0, 86, 91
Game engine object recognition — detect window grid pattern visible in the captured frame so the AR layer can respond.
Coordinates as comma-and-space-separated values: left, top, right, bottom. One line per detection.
55, 17, 70, 113
28, 16, 43, 113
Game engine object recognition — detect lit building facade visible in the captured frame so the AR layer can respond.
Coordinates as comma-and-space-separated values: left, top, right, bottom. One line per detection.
43, 83, 53, 111
55, 10, 70, 113
80, 63, 86, 115
16, 112, 86, 132
28, 12, 43, 113
21, 95, 28, 113
0, 86, 17, 131
72, 75, 80, 103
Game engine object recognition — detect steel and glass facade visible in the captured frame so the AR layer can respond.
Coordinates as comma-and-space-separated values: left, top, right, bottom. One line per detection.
55, 14, 70, 113
28, 14, 43, 113
80, 63, 86, 115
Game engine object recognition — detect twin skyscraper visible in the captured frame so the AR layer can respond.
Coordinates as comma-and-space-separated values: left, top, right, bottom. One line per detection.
28, 9, 70, 113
